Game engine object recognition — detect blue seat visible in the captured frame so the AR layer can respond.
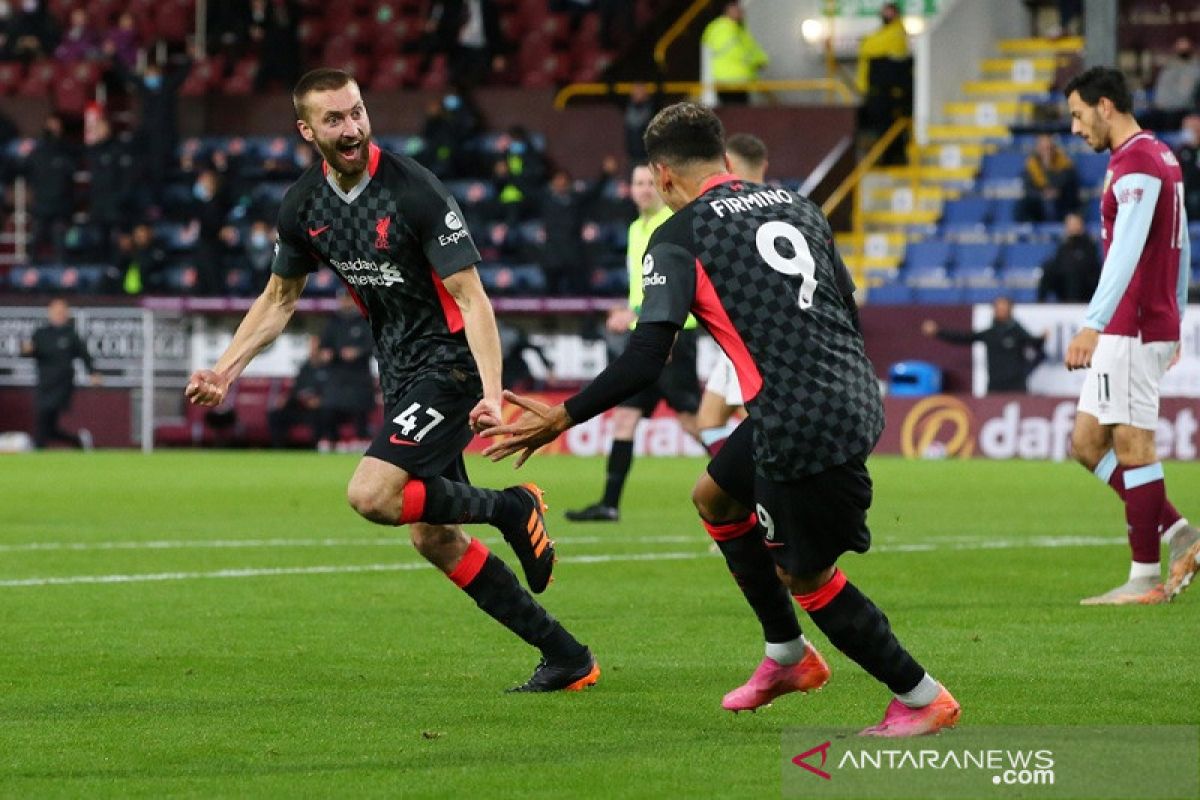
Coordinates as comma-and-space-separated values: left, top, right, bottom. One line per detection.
991, 198, 1019, 225
979, 151, 1026, 182
903, 240, 952, 272
963, 286, 1005, 303
940, 197, 990, 232
867, 281, 912, 304
1075, 152, 1109, 187
954, 242, 1001, 270
1002, 241, 1056, 271
1083, 202, 1102, 224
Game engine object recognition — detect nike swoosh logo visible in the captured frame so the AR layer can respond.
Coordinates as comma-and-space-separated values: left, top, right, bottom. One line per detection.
389, 434, 418, 446
308, 225, 331, 237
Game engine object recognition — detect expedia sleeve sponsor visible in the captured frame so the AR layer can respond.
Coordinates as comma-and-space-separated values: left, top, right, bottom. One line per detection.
407, 165, 481, 278
637, 241, 696, 328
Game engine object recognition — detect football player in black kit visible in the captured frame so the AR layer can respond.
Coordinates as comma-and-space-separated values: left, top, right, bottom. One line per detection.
483, 102, 958, 733
186, 69, 598, 693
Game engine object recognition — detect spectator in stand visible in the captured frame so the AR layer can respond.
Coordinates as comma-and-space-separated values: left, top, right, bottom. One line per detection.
21, 298, 100, 449
856, 1, 908, 94
268, 335, 330, 449
1178, 113, 1200, 220
1147, 36, 1200, 131
250, 0, 301, 92
423, 0, 508, 89
182, 167, 230, 296
701, 1, 768, 105
114, 222, 168, 294
54, 7, 100, 62
101, 12, 140, 71
25, 113, 76, 264
316, 293, 376, 450
1017, 133, 1080, 223
85, 116, 136, 263
496, 125, 546, 196
241, 219, 277, 291
7, 0, 58, 62
1038, 211, 1100, 302
420, 92, 482, 179
623, 83, 657, 164
538, 159, 618, 296
115, 52, 191, 208
921, 297, 1046, 394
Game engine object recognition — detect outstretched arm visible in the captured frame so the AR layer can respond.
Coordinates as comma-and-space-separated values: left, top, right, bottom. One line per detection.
443, 267, 504, 430
481, 321, 677, 466
185, 273, 307, 406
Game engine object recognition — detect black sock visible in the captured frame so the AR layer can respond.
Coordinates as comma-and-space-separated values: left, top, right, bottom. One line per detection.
799, 570, 925, 694
601, 439, 634, 508
705, 515, 802, 644
402, 477, 523, 526
451, 539, 586, 660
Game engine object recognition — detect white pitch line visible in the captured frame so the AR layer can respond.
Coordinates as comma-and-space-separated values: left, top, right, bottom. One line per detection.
0, 551, 703, 588
0, 534, 700, 554
0, 535, 1131, 589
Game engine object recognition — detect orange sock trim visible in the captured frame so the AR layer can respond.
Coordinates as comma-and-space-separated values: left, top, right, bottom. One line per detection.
447, 537, 489, 588
794, 568, 847, 612
702, 512, 759, 542
398, 479, 427, 524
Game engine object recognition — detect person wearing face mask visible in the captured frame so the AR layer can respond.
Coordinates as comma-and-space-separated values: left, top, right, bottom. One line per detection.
184, 168, 229, 296
114, 52, 192, 208
1178, 114, 1200, 220
1148, 37, 1200, 131
243, 220, 276, 291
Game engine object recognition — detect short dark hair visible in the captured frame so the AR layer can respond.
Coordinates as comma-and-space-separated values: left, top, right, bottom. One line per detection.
643, 102, 726, 168
293, 68, 356, 119
725, 132, 767, 167
1063, 66, 1132, 113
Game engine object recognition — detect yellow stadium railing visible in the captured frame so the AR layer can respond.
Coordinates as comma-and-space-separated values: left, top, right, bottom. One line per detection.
654, 0, 710, 69
553, 78, 856, 110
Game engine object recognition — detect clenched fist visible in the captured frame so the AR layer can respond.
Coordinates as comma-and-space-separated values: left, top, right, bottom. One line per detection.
185, 369, 229, 406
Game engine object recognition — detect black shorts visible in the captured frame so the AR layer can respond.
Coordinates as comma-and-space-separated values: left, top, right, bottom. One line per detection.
364, 375, 477, 482
619, 328, 701, 416
707, 417, 873, 576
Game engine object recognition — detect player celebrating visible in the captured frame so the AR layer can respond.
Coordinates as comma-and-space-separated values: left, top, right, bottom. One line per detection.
185, 69, 598, 692
1063, 67, 1200, 604
697, 133, 767, 454
483, 103, 959, 735
564, 163, 701, 522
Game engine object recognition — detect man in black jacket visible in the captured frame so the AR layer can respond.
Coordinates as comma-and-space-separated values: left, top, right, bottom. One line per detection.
315, 292, 377, 449
922, 297, 1045, 393
21, 298, 100, 449
1038, 212, 1100, 302
26, 114, 76, 263
85, 117, 136, 262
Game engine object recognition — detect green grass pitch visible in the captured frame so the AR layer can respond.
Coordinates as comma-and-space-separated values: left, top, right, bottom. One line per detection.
1, 452, 1197, 798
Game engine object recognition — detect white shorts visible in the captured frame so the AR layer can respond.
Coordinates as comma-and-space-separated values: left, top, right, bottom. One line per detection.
704, 352, 744, 407
1077, 334, 1178, 430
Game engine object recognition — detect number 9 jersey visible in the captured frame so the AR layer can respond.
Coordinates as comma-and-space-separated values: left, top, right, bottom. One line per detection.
637, 174, 883, 480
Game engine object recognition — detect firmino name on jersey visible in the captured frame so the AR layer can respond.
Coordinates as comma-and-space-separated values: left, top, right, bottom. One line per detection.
331, 258, 405, 287
708, 188, 794, 218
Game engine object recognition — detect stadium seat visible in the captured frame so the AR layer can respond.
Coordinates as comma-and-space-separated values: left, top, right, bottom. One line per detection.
978, 151, 1026, 182
911, 286, 964, 304
903, 240, 952, 274
371, 54, 418, 91
1075, 152, 1109, 188
940, 197, 990, 232
0, 62, 24, 95
866, 280, 912, 304
1002, 240, 1055, 271
953, 243, 1001, 286
18, 60, 57, 97
990, 198, 1019, 225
